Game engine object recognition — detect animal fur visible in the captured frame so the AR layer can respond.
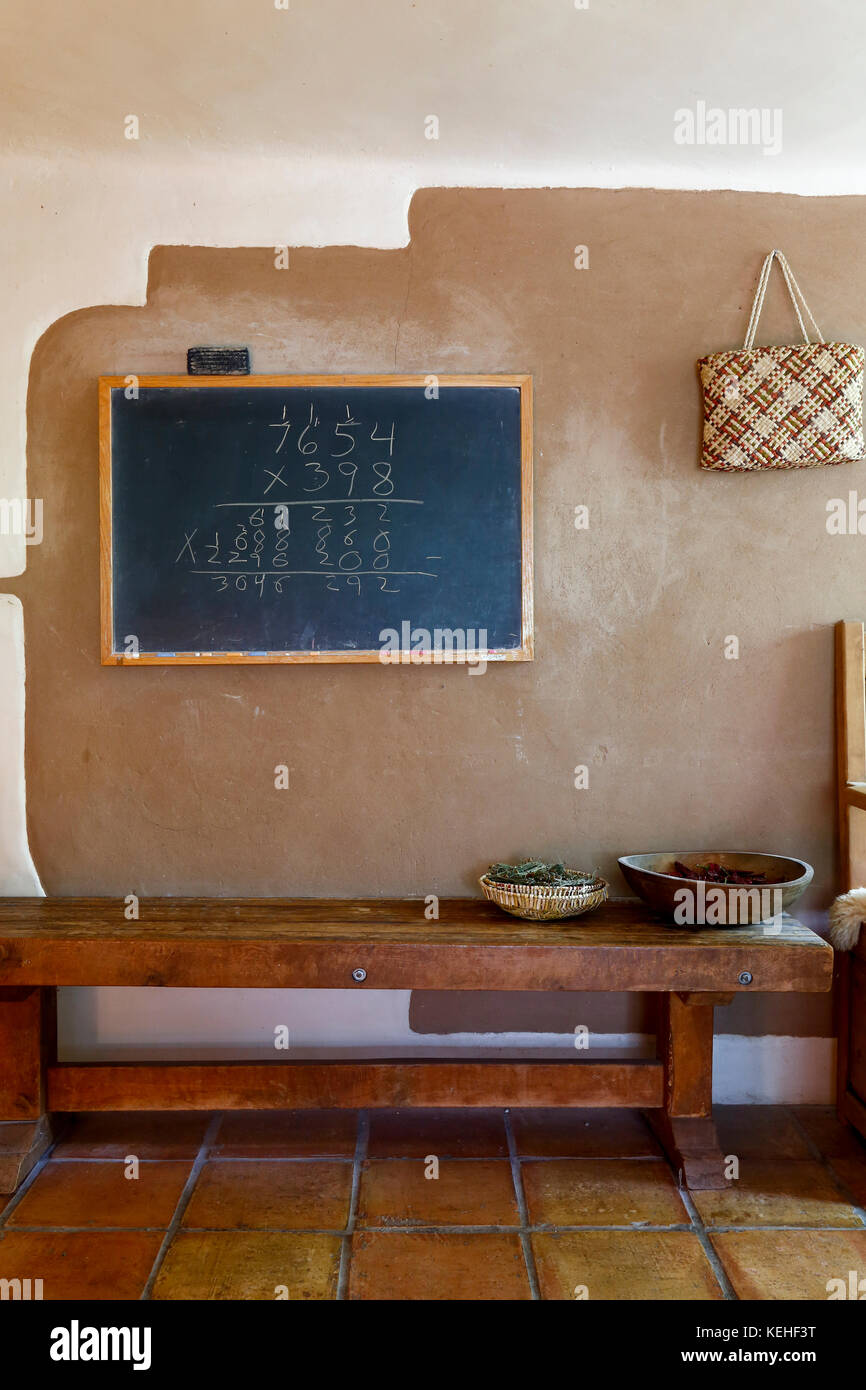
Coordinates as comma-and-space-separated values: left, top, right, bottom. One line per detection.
829, 888, 866, 951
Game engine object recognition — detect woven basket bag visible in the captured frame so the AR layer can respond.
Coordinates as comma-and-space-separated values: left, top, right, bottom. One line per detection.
698, 250, 864, 471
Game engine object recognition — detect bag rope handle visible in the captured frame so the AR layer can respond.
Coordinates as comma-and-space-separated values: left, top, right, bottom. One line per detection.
743, 250, 823, 350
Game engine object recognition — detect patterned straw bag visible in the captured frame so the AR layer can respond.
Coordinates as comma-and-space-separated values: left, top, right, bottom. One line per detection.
698, 250, 864, 471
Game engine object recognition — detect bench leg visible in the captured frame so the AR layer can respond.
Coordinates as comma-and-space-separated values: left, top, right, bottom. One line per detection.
0, 987, 56, 1195
647, 991, 729, 1191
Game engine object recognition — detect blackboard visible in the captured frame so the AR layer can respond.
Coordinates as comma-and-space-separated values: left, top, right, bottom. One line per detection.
99, 375, 533, 665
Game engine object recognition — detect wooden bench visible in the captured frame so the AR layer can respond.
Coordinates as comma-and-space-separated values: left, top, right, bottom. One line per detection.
0, 897, 832, 1193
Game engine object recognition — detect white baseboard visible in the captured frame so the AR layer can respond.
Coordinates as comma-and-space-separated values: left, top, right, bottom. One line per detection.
713, 1034, 835, 1104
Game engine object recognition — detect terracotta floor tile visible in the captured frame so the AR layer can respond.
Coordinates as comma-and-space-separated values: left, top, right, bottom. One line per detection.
357, 1159, 518, 1227
822, 1154, 866, 1208
711, 1229, 866, 1299
182, 1160, 351, 1230
8, 1160, 191, 1229
366, 1109, 508, 1158
791, 1106, 866, 1161
348, 1231, 530, 1299
151, 1230, 341, 1300
522, 1159, 688, 1227
0, 1229, 162, 1299
692, 1160, 861, 1228
212, 1110, 357, 1158
511, 1108, 660, 1158
52, 1111, 212, 1159
714, 1105, 812, 1160
533, 1230, 724, 1300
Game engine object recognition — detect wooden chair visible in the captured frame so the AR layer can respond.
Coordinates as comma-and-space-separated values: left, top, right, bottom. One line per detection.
834, 620, 866, 1140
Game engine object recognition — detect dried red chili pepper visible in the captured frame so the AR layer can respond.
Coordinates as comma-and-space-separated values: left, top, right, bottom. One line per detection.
672, 860, 769, 885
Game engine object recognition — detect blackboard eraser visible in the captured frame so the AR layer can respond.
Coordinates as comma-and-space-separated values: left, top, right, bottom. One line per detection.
187, 347, 251, 375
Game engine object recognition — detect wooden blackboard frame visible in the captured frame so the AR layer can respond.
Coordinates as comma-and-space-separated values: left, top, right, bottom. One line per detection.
98, 373, 533, 665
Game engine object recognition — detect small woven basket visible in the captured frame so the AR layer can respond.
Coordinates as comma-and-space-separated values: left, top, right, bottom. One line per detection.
479, 873, 608, 922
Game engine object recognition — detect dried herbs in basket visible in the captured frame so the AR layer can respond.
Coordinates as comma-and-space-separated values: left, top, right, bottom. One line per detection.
480, 859, 608, 922
485, 859, 597, 887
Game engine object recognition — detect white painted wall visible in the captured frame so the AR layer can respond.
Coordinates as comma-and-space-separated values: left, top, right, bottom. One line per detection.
2, 0, 860, 1091
0, 596, 41, 893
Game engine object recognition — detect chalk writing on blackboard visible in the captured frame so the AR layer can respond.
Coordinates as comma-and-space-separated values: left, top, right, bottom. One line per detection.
174, 401, 438, 601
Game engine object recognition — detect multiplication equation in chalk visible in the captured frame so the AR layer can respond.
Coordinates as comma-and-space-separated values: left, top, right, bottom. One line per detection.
175, 401, 440, 600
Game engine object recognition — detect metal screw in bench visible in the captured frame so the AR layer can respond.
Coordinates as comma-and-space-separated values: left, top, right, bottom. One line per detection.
352, 968, 367, 983
738, 970, 753, 985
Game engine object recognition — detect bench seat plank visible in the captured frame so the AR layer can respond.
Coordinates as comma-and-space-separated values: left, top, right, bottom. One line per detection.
0, 897, 833, 993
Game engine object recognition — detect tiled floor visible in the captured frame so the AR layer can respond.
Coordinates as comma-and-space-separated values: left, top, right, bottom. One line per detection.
1, 1106, 865, 1300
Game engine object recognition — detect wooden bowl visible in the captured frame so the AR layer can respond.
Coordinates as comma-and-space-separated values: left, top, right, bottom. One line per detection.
617, 852, 813, 926
479, 873, 608, 922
